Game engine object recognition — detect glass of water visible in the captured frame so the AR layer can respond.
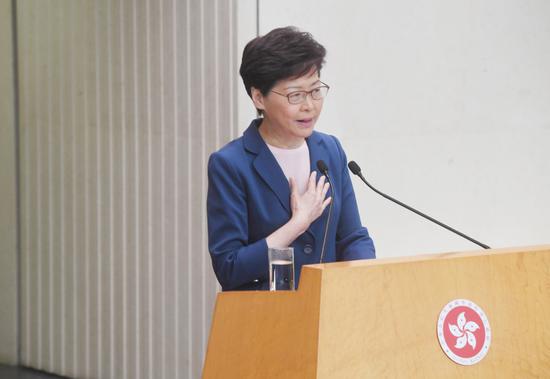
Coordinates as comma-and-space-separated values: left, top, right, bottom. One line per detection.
268, 247, 295, 291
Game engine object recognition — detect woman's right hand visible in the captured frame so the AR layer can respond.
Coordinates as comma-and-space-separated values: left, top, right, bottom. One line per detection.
289, 172, 331, 234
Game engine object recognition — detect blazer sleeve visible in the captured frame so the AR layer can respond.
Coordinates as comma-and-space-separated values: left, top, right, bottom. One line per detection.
207, 151, 269, 290
332, 137, 376, 261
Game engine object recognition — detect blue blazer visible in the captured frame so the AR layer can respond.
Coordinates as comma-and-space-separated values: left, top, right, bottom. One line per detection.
207, 119, 375, 291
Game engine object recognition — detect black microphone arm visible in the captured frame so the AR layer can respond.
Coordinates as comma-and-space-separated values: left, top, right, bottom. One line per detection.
347, 161, 491, 250
316, 160, 334, 263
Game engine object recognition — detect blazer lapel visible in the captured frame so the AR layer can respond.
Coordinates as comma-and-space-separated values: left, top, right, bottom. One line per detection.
244, 120, 291, 214
253, 149, 291, 214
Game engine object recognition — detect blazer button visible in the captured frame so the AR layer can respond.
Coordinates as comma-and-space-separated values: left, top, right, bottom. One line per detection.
303, 244, 313, 255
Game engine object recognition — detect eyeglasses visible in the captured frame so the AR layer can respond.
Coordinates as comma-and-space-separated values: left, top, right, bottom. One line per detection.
271, 82, 330, 104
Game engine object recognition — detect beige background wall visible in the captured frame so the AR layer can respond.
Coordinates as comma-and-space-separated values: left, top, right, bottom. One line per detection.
5, 0, 239, 378
0, 0, 18, 365
253, 0, 550, 256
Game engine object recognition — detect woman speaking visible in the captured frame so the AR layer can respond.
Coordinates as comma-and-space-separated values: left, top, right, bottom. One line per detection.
207, 26, 375, 291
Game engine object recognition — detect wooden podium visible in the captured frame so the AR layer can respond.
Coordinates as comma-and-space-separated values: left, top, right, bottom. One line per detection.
203, 245, 550, 378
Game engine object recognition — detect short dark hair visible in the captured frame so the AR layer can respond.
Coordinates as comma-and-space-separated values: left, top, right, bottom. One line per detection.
239, 26, 326, 97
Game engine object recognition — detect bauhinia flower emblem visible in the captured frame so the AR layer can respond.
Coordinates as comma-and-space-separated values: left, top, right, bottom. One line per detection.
438, 300, 491, 365
448, 311, 480, 349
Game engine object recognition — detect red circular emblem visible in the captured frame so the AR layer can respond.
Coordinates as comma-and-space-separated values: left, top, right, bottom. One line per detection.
437, 299, 491, 365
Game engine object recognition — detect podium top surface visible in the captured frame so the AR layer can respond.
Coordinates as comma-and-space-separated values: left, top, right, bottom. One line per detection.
305, 244, 550, 271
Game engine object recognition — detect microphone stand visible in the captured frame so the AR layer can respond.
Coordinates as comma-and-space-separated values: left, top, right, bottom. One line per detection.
348, 161, 490, 250
317, 160, 335, 263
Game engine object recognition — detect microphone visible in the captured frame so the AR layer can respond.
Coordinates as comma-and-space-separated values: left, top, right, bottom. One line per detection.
316, 160, 334, 263
347, 161, 490, 249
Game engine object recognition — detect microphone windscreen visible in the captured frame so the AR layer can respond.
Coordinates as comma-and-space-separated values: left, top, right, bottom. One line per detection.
348, 161, 362, 175
316, 160, 329, 174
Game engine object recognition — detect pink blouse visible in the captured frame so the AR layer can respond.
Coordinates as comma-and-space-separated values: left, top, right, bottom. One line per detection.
267, 141, 311, 195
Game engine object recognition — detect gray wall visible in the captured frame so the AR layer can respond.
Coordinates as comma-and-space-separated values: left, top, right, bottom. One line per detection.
0, 0, 18, 364
250, 0, 550, 257
1, 0, 238, 378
